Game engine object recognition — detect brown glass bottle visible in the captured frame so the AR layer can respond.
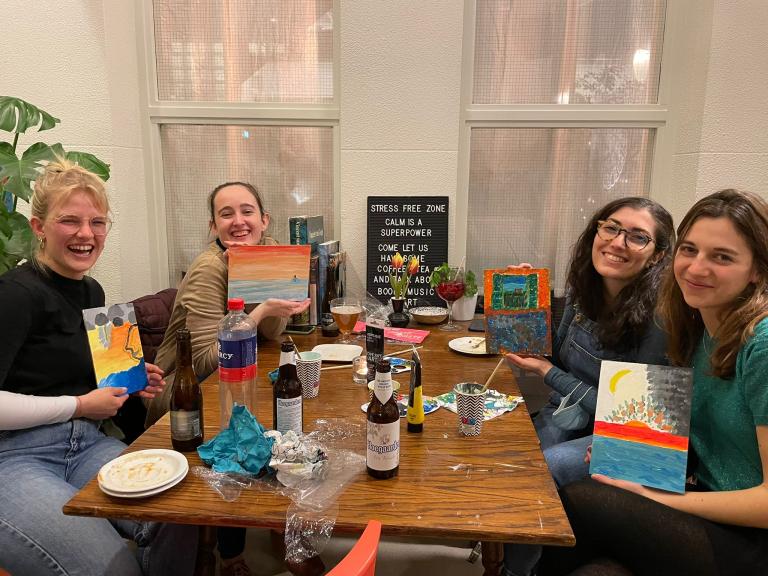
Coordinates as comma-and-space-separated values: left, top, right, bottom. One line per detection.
273, 341, 303, 433
170, 328, 204, 451
366, 359, 400, 479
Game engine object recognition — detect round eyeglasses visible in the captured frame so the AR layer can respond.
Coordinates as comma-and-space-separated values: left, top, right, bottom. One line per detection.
596, 220, 654, 251
54, 216, 113, 236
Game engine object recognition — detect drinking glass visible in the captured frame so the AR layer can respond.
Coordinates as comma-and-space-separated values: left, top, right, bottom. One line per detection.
436, 267, 465, 331
330, 297, 363, 343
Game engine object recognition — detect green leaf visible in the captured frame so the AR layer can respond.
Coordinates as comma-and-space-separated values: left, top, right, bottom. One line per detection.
65, 151, 111, 182
0, 208, 34, 258
0, 141, 60, 200
464, 270, 478, 297
429, 263, 452, 288
0, 96, 60, 135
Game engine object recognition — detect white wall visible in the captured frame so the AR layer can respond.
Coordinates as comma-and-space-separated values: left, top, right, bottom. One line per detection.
2, 0, 767, 301
1, 0, 150, 302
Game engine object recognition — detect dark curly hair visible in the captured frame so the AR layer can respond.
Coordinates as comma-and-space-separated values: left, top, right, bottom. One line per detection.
566, 197, 674, 351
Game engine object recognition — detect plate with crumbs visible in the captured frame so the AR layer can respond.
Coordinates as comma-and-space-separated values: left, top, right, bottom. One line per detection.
98, 449, 188, 494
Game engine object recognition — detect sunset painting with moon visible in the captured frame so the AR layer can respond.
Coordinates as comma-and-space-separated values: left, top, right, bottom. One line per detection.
589, 360, 693, 493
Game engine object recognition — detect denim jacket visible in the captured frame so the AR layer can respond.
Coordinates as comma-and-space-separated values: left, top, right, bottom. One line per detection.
543, 296, 669, 416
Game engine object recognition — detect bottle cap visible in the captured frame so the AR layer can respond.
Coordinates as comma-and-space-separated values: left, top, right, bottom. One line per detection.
376, 358, 391, 373
227, 298, 245, 311
281, 340, 295, 352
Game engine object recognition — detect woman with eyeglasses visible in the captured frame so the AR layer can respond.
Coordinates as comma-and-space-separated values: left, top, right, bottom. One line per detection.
0, 159, 197, 575
503, 197, 674, 576
538, 189, 768, 576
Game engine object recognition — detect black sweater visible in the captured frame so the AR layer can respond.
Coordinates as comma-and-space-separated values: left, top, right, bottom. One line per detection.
0, 263, 104, 396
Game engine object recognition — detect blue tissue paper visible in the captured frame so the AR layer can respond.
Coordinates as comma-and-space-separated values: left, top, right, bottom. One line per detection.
197, 404, 274, 475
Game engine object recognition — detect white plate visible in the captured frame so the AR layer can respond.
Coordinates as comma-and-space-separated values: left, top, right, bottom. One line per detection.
312, 343, 363, 362
97, 449, 188, 494
448, 337, 492, 355
99, 469, 188, 499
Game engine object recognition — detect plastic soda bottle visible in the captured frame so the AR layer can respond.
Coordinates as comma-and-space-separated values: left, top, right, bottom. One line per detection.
217, 298, 258, 428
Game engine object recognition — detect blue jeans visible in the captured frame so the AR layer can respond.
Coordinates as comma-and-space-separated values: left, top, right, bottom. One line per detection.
0, 419, 198, 576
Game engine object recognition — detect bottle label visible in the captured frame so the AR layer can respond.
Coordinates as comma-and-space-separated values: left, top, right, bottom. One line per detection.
374, 372, 393, 404
279, 349, 296, 367
218, 337, 257, 383
171, 410, 201, 440
367, 421, 400, 471
276, 396, 303, 434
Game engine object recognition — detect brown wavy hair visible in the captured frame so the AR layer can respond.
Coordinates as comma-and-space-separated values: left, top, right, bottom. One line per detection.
658, 189, 768, 378
566, 197, 674, 351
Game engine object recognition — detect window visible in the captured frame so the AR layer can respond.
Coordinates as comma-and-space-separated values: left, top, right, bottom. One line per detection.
142, 0, 338, 284
461, 0, 668, 294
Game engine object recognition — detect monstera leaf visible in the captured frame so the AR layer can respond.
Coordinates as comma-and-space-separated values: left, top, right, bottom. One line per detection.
0, 142, 63, 201
65, 151, 111, 182
0, 206, 35, 274
0, 96, 60, 134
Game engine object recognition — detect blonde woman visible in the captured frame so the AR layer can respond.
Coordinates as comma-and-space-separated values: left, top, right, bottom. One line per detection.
0, 160, 196, 575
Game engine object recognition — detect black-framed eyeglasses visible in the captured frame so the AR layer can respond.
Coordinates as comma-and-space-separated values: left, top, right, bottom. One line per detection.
596, 220, 654, 251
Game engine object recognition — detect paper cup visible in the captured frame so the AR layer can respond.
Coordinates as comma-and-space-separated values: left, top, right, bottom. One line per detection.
454, 382, 486, 436
297, 352, 322, 399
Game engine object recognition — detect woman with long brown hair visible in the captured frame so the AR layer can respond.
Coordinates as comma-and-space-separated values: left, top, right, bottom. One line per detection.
539, 189, 768, 576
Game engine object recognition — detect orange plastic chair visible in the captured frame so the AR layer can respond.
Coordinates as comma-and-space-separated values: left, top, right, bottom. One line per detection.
327, 520, 382, 576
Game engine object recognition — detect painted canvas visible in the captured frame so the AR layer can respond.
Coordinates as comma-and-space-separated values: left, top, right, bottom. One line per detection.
483, 268, 551, 355
83, 303, 146, 394
590, 360, 693, 493
228, 245, 311, 304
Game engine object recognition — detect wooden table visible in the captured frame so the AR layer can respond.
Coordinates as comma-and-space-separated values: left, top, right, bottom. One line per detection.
65, 322, 573, 575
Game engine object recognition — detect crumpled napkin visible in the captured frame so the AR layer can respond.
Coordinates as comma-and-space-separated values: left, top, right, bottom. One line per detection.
197, 405, 274, 475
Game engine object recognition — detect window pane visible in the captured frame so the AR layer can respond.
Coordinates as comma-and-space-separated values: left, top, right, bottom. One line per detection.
160, 124, 334, 283
473, 0, 666, 104
153, 0, 334, 103
467, 127, 654, 294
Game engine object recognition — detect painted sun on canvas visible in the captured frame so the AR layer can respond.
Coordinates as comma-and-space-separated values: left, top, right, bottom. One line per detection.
589, 360, 693, 493
83, 303, 146, 394
228, 245, 311, 304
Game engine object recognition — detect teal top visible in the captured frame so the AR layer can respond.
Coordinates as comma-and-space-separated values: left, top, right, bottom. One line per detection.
690, 317, 768, 491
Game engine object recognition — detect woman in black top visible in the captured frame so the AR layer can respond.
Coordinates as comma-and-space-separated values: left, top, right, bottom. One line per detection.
0, 160, 197, 575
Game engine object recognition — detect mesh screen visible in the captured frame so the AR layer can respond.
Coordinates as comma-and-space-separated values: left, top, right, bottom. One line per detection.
160, 124, 334, 284
467, 127, 655, 295
473, 0, 666, 104
153, 0, 334, 103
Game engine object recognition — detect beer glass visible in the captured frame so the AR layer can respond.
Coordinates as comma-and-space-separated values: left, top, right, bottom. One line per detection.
330, 297, 363, 343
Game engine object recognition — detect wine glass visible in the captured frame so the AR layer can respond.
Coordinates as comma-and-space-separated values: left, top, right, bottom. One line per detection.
330, 297, 363, 344
436, 267, 465, 331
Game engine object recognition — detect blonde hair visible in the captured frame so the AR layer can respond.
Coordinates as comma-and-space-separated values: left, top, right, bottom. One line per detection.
31, 158, 109, 257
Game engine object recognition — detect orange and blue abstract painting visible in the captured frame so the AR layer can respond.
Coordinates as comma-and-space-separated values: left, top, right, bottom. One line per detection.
590, 360, 693, 493
83, 303, 146, 394
228, 245, 311, 304
483, 268, 551, 355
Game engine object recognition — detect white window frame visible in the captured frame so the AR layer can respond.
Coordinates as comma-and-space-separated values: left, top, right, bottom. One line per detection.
135, 0, 341, 291
455, 0, 683, 265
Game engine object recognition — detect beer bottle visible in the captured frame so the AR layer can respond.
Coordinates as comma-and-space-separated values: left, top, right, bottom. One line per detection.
366, 358, 400, 479
273, 341, 303, 433
170, 328, 204, 451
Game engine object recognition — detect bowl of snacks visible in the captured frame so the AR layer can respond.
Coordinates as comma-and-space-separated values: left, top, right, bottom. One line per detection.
409, 306, 449, 325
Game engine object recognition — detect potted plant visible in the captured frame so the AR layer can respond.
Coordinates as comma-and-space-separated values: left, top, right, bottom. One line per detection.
0, 96, 110, 274
452, 269, 478, 321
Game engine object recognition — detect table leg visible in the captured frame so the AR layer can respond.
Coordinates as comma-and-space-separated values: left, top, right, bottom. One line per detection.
481, 541, 503, 576
194, 526, 217, 576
